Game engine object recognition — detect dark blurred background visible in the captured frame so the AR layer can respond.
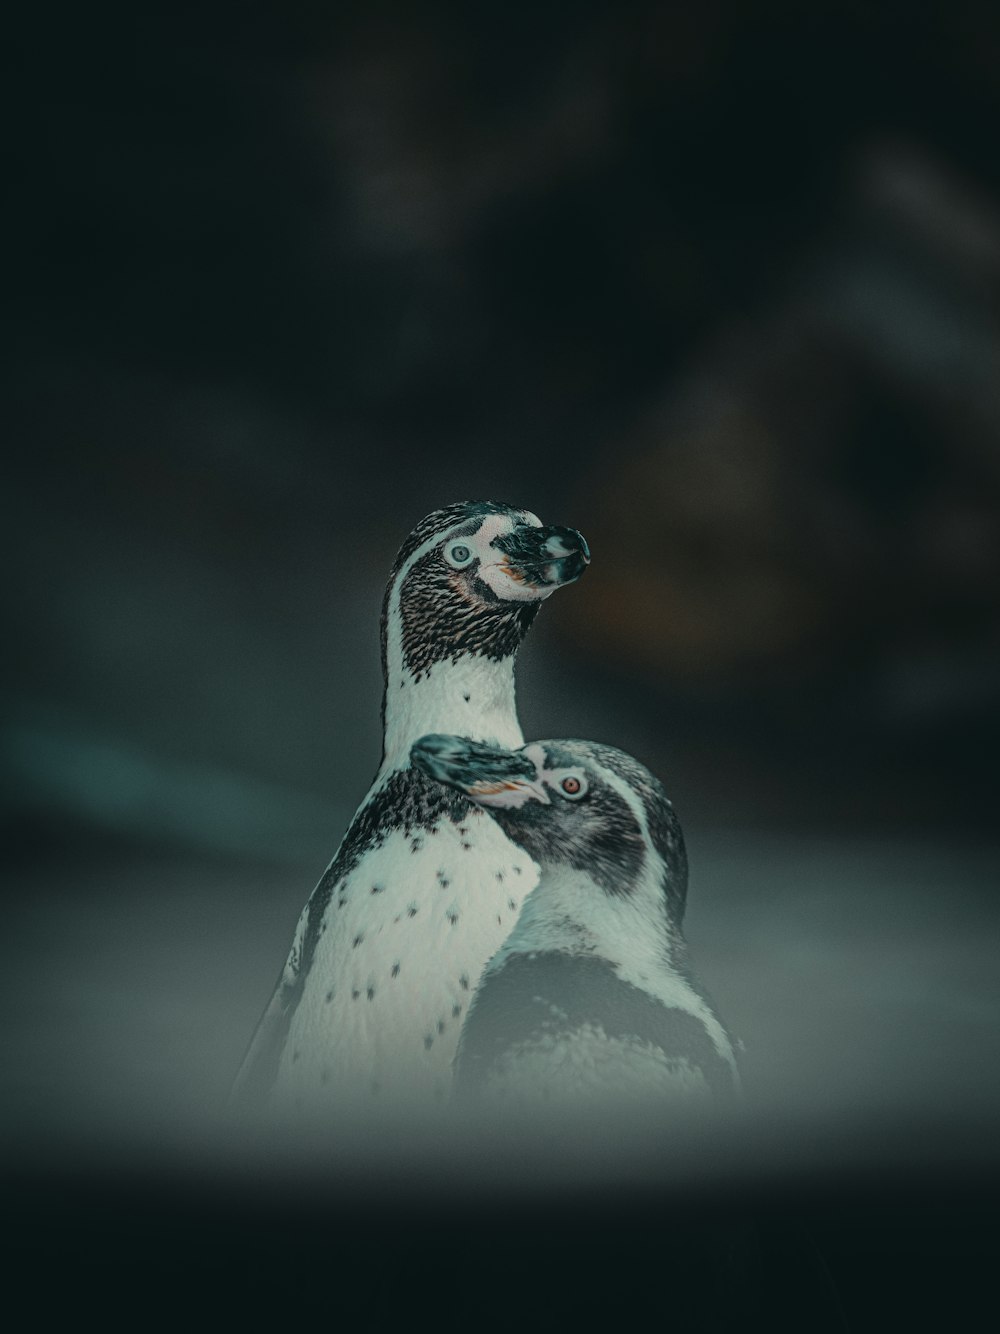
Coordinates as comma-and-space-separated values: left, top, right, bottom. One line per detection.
5, 2, 1000, 1328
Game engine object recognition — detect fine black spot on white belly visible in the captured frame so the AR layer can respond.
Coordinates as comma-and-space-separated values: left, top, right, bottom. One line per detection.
296, 769, 472, 978
246, 771, 545, 1110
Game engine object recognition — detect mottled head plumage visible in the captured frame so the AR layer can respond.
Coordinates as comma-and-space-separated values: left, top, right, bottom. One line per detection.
379, 502, 589, 727
386, 502, 517, 584
411, 735, 688, 920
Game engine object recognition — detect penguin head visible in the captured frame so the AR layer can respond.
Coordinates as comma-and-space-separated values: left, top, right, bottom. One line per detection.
382, 503, 589, 681
410, 734, 687, 921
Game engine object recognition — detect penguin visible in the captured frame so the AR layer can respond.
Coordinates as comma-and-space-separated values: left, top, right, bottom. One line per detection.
410, 733, 740, 1115
233, 502, 589, 1120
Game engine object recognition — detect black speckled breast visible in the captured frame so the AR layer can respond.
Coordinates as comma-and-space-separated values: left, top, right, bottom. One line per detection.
237, 769, 473, 1105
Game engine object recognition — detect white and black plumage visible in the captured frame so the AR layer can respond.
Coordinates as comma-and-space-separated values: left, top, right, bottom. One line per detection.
233, 502, 589, 1118
410, 734, 740, 1114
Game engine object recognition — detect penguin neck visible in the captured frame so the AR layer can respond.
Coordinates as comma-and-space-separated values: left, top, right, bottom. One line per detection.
379, 652, 524, 776
488, 864, 682, 982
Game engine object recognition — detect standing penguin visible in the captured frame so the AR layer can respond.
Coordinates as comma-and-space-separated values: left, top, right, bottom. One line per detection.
410, 734, 740, 1114
234, 502, 589, 1118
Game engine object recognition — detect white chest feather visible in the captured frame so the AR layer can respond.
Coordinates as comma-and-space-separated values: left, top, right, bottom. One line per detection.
271, 807, 538, 1113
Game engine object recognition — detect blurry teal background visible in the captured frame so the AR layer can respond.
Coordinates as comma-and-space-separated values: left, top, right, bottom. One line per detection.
4, 4, 1000, 1327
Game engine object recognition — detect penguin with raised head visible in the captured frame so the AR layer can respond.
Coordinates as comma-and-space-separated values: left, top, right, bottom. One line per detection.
233, 502, 589, 1119
410, 734, 740, 1114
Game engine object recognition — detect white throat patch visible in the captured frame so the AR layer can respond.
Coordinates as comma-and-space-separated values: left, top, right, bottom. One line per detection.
380, 512, 541, 774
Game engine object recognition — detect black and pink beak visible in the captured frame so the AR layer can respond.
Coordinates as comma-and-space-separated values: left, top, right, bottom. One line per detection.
493, 523, 590, 589
411, 734, 549, 808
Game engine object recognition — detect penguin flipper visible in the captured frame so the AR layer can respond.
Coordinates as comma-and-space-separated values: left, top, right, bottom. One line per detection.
229, 978, 298, 1110
229, 900, 311, 1110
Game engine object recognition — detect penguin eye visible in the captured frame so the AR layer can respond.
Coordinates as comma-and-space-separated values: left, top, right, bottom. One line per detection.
445, 541, 475, 569
559, 774, 587, 799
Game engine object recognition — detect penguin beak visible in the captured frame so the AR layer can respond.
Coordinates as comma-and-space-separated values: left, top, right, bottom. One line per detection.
492, 523, 590, 591
410, 735, 550, 808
